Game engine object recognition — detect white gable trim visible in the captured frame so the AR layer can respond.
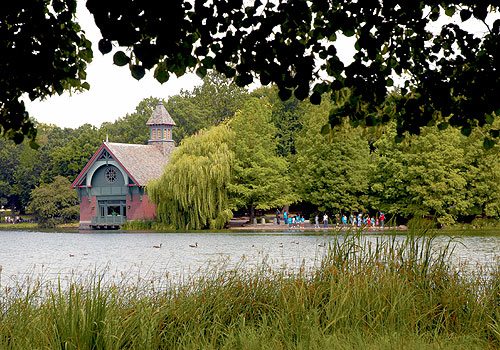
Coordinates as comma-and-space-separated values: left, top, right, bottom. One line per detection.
86, 160, 129, 187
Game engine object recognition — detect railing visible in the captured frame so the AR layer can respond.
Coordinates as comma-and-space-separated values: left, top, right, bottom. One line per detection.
91, 215, 126, 226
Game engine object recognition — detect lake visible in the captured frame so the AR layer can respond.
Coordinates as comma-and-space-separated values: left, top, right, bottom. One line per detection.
0, 230, 498, 289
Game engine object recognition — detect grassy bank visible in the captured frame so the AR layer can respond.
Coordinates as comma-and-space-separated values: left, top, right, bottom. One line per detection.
0, 222, 37, 230
0, 233, 498, 349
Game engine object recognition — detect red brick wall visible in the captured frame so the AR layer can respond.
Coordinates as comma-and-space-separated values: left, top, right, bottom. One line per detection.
126, 194, 157, 221
79, 196, 96, 226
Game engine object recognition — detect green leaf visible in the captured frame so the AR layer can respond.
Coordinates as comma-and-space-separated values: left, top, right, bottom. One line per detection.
98, 39, 112, 54
29, 140, 40, 150
343, 28, 355, 37
278, 88, 292, 101
113, 51, 130, 66
54, 83, 64, 95
473, 6, 487, 21
483, 137, 495, 149
320, 124, 330, 135
386, 78, 394, 87
130, 65, 145, 80
154, 64, 170, 84
490, 129, 500, 138
445, 6, 455, 17
437, 122, 449, 130
461, 125, 472, 137
310, 92, 322, 105
460, 9, 472, 22
81, 82, 90, 90
485, 114, 494, 125
394, 134, 405, 143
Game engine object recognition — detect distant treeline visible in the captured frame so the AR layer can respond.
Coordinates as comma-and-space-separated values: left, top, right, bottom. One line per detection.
1, 73, 499, 227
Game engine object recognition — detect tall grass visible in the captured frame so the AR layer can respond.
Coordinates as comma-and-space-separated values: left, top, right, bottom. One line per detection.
0, 232, 498, 349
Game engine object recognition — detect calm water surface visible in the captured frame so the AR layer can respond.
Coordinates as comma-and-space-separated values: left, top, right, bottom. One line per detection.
0, 230, 498, 288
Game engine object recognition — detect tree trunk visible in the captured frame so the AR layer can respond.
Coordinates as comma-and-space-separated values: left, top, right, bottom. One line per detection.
249, 205, 255, 224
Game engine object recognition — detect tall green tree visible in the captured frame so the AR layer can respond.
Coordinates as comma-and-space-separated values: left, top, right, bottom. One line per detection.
228, 98, 296, 221
294, 99, 373, 213
0, 138, 43, 212
251, 86, 303, 157
28, 176, 79, 228
461, 123, 500, 218
148, 124, 234, 230
372, 126, 470, 225
48, 124, 102, 180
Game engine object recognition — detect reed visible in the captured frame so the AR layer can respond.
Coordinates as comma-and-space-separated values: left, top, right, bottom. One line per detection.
0, 232, 498, 349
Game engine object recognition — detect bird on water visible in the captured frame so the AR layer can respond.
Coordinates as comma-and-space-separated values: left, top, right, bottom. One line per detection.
153, 243, 162, 248
189, 242, 198, 248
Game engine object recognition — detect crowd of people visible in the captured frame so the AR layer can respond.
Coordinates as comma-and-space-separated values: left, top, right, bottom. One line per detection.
275, 209, 386, 229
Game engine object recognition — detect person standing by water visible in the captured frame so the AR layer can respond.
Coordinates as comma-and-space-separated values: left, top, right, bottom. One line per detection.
342, 214, 347, 227
380, 212, 385, 228
314, 214, 320, 228
275, 208, 281, 225
283, 210, 288, 225
323, 213, 329, 228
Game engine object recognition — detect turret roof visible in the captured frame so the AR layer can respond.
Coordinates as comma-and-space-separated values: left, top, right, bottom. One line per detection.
146, 102, 176, 126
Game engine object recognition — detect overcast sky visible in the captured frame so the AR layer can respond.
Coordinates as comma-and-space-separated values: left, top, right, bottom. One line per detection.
22, 2, 493, 129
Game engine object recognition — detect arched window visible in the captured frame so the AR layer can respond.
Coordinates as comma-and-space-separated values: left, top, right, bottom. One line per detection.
163, 128, 167, 140
167, 128, 171, 139
152, 128, 157, 140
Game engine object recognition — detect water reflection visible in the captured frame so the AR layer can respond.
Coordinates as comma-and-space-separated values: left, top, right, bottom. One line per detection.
0, 230, 498, 289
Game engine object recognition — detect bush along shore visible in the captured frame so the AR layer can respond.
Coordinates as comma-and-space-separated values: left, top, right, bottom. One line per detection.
0, 232, 498, 349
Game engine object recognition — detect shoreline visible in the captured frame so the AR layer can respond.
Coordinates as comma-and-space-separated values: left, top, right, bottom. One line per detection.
1, 222, 499, 236
228, 222, 404, 232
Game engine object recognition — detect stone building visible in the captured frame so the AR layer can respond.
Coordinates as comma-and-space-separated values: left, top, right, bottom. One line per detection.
71, 102, 175, 229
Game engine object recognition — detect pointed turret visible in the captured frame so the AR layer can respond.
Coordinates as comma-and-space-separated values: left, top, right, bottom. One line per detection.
147, 101, 176, 155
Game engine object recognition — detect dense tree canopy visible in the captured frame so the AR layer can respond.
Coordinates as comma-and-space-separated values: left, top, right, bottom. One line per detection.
28, 176, 79, 228
228, 98, 295, 220
2, 1, 499, 144
294, 99, 373, 213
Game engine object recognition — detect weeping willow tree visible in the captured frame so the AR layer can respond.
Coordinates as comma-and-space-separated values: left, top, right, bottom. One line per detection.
148, 124, 234, 230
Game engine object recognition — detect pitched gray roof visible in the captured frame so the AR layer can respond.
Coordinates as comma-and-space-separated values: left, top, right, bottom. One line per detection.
105, 142, 171, 186
146, 102, 176, 126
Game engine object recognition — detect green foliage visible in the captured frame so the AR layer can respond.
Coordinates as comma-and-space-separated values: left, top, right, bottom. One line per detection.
148, 124, 234, 230
6, 2, 500, 145
0, 137, 43, 212
372, 126, 478, 225
251, 86, 303, 157
84, 1, 500, 143
1, 0, 92, 142
294, 99, 373, 213
28, 176, 79, 228
228, 98, 297, 217
47, 124, 103, 180
461, 123, 500, 218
